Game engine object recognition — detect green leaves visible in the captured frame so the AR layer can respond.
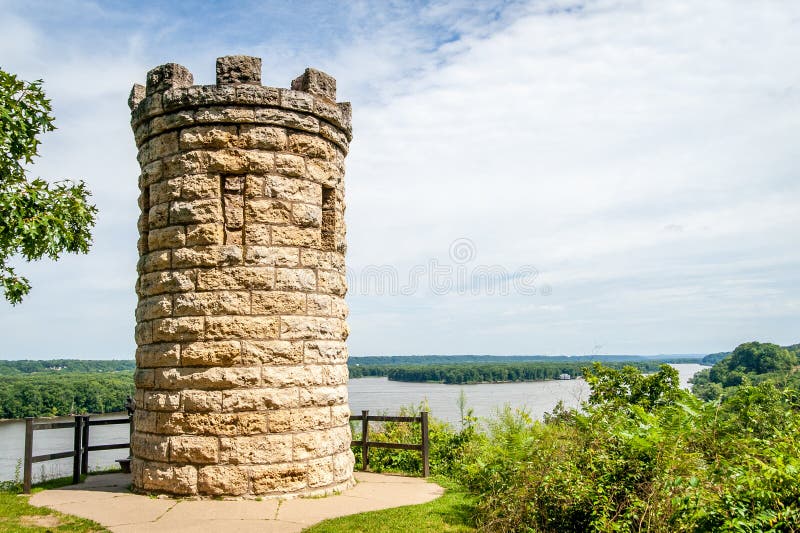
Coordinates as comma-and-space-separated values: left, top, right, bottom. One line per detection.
0, 68, 97, 304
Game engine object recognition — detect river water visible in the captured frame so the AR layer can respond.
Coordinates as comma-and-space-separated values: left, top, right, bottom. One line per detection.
0, 363, 703, 482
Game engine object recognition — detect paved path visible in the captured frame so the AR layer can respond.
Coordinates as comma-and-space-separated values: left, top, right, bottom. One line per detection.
29, 471, 444, 532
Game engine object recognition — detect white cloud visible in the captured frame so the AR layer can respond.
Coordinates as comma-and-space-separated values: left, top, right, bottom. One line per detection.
0, 0, 798, 358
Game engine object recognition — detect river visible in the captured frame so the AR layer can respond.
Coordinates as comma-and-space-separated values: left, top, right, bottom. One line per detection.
0, 363, 704, 482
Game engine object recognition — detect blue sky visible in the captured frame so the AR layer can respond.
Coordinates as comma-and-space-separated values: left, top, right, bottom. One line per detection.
1, 0, 799, 358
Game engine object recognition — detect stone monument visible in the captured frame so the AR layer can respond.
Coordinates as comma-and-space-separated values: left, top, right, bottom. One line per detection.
127, 55, 353, 497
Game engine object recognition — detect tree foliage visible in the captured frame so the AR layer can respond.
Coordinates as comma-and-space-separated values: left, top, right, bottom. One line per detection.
0, 68, 97, 304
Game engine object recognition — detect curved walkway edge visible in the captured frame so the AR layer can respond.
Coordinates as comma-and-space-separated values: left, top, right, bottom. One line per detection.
29, 471, 444, 532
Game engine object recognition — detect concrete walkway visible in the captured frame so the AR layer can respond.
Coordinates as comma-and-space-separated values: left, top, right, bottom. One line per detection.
29, 471, 444, 532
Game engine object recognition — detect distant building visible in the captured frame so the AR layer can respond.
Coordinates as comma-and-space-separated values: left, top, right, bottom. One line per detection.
558, 373, 572, 380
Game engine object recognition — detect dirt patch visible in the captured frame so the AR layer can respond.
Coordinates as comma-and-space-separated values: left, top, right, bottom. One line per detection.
19, 514, 62, 528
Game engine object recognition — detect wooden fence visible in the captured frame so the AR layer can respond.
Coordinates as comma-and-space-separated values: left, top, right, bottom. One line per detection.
22, 415, 131, 494
21, 409, 429, 492
350, 410, 430, 477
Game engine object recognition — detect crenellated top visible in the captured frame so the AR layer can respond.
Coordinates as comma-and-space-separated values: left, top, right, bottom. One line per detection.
129, 56, 351, 151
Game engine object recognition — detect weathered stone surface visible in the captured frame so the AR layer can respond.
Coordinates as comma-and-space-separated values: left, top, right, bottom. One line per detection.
170, 435, 219, 464
217, 55, 262, 85
131, 57, 352, 497
250, 463, 307, 493
291, 68, 336, 101
136, 343, 180, 368
180, 340, 241, 366
219, 435, 293, 464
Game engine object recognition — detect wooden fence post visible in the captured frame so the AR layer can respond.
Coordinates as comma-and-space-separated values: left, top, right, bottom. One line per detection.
421, 411, 430, 477
72, 416, 82, 484
23, 417, 33, 494
81, 415, 90, 475
361, 410, 369, 471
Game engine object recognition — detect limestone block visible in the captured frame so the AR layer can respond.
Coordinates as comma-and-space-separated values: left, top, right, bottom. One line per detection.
250, 463, 307, 494
205, 316, 279, 340
280, 316, 342, 340
332, 297, 349, 319
244, 224, 271, 245
162, 151, 210, 178
196, 266, 275, 290
152, 317, 205, 342
180, 125, 237, 149
128, 83, 145, 110
181, 175, 221, 200
198, 465, 248, 496
235, 85, 280, 106
223, 193, 244, 228
219, 435, 293, 464
182, 390, 223, 412
266, 174, 321, 203
241, 340, 303, 365
303, 341, 347, 364
139, 250, 171, 274
136, 295, 173, 321
195, 106, 255, 124
170, 199, 222, 225
274, 268, 316, 291
333, 450, 355, 482
134, 368, 155, 388
139, 271, 195, 296
252, 291, 305, 315
170, 436, 219, 464
133, 410, 158, 433
136, 343, 180, 368
245, 175, 267, 198
254, 108, 319, 133
318, 270, 347, 296
305, 160, 342, 188
132, 433, 169, 462
319, 123, 349, 151
244, 247, 300, 267
148, 226, 186, 251
186, 223, 224, 246
222, 388, 298, 411
180, 340, 242, 366
299, 385, 348, 407
137, 462, 198, 494
146, 63, 193, 96
291, 68, 336, 102
292, 204, 322, 229
156, 367, 261, 390
275, 154, 305, 177
280, 90, 314, 112
246, 198, 292, 224
307, 294, 332, 316
307, 457, 334, 487
268, 407, 331, 433
172, 245, 242, 268
331, 404, 351, 426
238, 125, 287, 150
144, 391, 181, 411
147, 202, 169, 229
134, 322, 153, 345
216, 55, 262, 85
288, 133, 336, 159
150, 178, 181, 205
292, 427, 346, 460
174, 291, 250, 317
148, 110, 194, 137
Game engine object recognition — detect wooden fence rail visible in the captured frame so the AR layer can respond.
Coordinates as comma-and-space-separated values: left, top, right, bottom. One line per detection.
23, 415, 131, 494
349, 410, 429, 477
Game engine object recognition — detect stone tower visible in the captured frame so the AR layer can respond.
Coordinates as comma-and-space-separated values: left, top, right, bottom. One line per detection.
128, 56, 353, 497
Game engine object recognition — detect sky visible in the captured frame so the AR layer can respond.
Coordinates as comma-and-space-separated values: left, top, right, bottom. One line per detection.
0, 0, 798, 359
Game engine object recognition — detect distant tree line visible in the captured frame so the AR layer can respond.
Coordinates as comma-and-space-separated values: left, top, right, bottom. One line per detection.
0, 371, 134, 418
349, 360, 668, 384
0, 359, 134, 375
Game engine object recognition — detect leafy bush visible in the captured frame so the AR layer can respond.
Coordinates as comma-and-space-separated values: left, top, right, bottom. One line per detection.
458, 365, 800, 532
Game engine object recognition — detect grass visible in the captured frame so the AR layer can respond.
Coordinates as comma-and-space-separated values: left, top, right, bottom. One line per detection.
0, 475, 110, 533
304, 478, 476, 533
